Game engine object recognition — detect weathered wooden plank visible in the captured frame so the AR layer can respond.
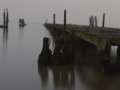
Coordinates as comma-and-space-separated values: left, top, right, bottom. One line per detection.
44, 23, 120, 49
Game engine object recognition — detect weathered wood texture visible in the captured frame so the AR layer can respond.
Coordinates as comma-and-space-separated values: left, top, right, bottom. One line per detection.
44, 23, 120, 51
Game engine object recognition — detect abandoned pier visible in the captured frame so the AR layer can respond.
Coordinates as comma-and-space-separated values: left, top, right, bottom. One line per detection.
38, 10, 120, 71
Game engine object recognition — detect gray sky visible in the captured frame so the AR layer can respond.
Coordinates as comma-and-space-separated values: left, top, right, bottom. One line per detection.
1, 0, 120, 27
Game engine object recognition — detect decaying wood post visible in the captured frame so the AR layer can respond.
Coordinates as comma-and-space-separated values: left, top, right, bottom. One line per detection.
89, 16, 94, 27
38, 37, 52, 65
53, 14, 56, 25
64, 10, 66, 31
2, 8, 9, 28
95, 16, 97, 27
102, 13, 105, 27
3, 9, 6, 27
117, 46, 120, 64
52, 39, 63, 64
6, 8, 9, 28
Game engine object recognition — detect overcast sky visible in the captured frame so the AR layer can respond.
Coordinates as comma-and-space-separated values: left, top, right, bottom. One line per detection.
1, 0, 120, 27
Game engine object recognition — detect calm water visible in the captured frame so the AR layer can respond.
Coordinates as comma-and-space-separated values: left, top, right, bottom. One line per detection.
0, 22, 120, 90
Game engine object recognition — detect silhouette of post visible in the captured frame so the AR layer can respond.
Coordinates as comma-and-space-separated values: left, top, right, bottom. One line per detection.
95, 16, 97, 27
3, 9, 6, 27
89, 16, 94, 27
117, 46, 120, 64
89, 17, 91, 26
53, 14, 56, 24
102, 13, 105, 27
64, 10, 66, 31
6, 8, 9, 28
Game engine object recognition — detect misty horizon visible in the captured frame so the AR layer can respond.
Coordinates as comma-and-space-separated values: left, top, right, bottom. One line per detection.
0, 0, 120, 28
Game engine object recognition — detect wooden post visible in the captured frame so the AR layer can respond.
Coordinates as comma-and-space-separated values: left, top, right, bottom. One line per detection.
102, 13, 105, 27
64, 10, 66, 31
89, 16, 94, 27
3, 9, 6, 27
6, 8, 9, 28
117, 46, 120, 64
53, 14, 56, 24
89, 17, 92, 27
91, 16, 94, 27
95, 16, 97, 27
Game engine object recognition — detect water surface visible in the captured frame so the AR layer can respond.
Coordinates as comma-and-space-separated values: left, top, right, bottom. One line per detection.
0, 22, 120, 90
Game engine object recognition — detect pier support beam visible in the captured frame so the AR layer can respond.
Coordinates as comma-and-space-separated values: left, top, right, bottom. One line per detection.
117, 46, 120, 64
98, 44, 111, 63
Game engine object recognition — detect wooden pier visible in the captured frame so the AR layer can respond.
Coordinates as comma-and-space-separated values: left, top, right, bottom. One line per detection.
44, 23, 120, 51
38, 10, 120, 74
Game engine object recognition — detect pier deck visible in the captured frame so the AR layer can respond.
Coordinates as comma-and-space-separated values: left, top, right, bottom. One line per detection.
45, 23, 120, 51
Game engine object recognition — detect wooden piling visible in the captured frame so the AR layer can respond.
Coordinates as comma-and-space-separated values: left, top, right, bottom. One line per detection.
102, 13, 105, 27
3, 9, 6, 27
6, 8, 9, 28
53, 14, 56, 24
64, 10, 66, 31
89, 16, 94, 27
38, 37, 52, 65
95, 16, 97, 27
117, 46, 120, 64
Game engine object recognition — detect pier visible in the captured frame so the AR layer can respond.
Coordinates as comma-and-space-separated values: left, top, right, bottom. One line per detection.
44, 23, 120, 51
38, 10, 120, 70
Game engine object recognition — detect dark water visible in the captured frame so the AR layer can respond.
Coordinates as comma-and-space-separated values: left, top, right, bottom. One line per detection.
0, 22, 120, 90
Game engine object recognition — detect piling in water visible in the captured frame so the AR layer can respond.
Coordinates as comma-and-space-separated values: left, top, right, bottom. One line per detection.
38, 37, 52, 65
102, 13, 105, 27
3, 9, 6, 27
53, 14, 56, 25
38, 32, 76, 65
117, 46, 120, 64
64, 10, 66, 31
0, 8, 9, 28
6, 8, 9, 28
95, 16, 97, 27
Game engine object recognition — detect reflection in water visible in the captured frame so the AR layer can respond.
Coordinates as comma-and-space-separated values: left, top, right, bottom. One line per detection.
51, 66, 75, 90
19, 27, 24, 42
38, 38, 120, 90
38, 65, 75, 90
38, 65, 48, 86
76, 64, 120, 90
2, 28, 8, 59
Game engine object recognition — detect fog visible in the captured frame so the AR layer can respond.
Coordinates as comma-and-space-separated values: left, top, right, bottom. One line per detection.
1, 0, 120, 27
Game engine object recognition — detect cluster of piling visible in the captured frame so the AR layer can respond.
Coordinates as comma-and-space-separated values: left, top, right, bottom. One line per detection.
40, 10, 107, 66
38, 34, 76, 65
0, 8, 9, 28
41, 10, 120, 74
19, 18, 26, 27
89, 16, 97, 27
89, 13, 105, 27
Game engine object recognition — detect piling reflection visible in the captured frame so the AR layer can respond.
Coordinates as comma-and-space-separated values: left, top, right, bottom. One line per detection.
37, 32, 120, 90
75, 65, 116, 90
38, 65, 48, 86
2, 28, 8, 59
38, 44, 120, 90
19, 27, 24, 42
38, 65, 75, 90
51, 66, 75, 89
